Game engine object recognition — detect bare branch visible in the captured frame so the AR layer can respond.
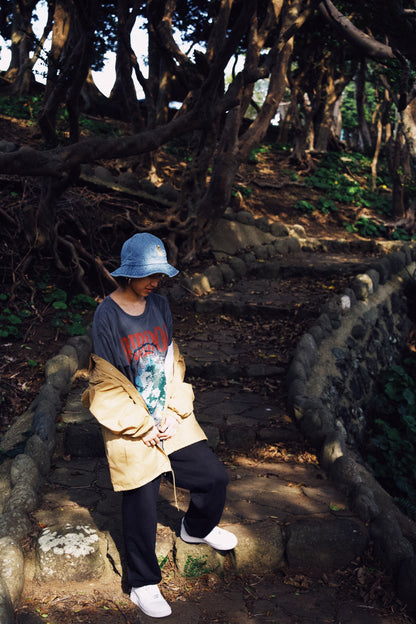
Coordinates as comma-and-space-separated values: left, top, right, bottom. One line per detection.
319, 0, 395, 59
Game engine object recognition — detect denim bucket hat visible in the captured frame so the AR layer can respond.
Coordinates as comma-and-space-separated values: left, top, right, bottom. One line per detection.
111, 233, 179, 278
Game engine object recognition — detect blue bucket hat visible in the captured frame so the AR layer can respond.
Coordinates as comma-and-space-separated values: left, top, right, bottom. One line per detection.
111, 233, 179, 278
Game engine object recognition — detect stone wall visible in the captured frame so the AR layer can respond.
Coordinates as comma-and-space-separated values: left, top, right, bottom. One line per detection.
0, 335, 92, 623
287, 244, 416, 612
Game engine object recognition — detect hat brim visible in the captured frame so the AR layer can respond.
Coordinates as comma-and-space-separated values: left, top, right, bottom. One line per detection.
110, 263, 179, 278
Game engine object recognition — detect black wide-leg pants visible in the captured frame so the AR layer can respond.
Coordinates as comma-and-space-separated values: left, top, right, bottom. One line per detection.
122, 441, 229, 588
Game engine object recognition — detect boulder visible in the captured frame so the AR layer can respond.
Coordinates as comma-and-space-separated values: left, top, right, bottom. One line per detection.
35, 524, 105, 582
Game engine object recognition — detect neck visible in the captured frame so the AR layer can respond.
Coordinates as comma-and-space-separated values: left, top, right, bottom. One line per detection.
124, 283, 145, 302
110, 285, 147, 315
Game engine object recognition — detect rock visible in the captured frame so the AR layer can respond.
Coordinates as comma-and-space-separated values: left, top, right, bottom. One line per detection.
0, 537, 24, 604
0, 140, 18, 153
224, 426, 256, 450
94, 165, 114, 183
205, 265, 224, 289
32, 401, 57, 451
208, 218, 274, 257
0, 577, 14, 623
0, 510, 32, 541
4, 482, 39, 514
155, 525, 175, 567
10, 454, 40, 489
64, 422, 105, 458
351, 274, 373, 300
232, 520, 284, 573
253, 244, 270, 260
218, 263, 236, 283
286, 518, 368, 575
229, 257, 247, 278
117, 171, 141, 190
67, 335, 92, 369
45, 353, 77, 379
289, 224, 307, 238
35, 524, 105, 582
174, 539, 223, 577
320, 431, 346, 470
367, 268, 380, 293
254, 216, 270, 231
270, 222, 289, 237
370, 512, 414, 572
0, 463, 12, 513
235, 211, 255, 225
190, 274, 211, 295
203, 425, 220, 449
397, 556, 416, 615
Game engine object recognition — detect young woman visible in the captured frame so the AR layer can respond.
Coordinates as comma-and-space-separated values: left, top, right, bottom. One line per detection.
83, 233, 237, 618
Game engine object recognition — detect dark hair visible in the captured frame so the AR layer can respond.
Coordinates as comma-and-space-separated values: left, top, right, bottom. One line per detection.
116, 276, 130, 289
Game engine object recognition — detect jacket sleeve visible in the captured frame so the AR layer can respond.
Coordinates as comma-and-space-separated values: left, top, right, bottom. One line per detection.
84, 359, 155, 438
164, 341, 195, 420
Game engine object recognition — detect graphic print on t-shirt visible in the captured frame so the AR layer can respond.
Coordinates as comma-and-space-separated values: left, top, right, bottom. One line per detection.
120, 325, 169, 424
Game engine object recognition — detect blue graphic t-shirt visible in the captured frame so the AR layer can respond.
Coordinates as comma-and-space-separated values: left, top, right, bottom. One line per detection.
92, 293, 173, 424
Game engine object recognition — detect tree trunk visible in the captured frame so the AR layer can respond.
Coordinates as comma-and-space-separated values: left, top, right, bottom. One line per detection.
39, 0, 97, 145
386, 123, 411, 218
5, 0, 38, 94
38, 0, 71, 145
109, 0, 143, 131
401, 96, 416, 160
355, 59, 372, 152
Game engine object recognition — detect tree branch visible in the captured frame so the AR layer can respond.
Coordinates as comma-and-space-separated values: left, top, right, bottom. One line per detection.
0, 108, 205, 177
318, 0, 395, 60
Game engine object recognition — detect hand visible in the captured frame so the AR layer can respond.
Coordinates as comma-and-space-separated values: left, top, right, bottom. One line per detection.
142, 425, 161, 447
157, 413, 179, 440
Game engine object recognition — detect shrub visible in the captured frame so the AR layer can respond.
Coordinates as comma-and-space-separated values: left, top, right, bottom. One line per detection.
367, 357, 416, 518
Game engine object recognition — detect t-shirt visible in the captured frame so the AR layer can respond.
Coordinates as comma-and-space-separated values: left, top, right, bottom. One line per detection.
92, 293, 173, 424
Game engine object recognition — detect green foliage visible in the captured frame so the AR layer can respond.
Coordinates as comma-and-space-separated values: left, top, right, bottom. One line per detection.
78, 117, 121, 137
183, 554, 213, 577
317, 197, 338, 214
232, 184, 252, 198
294, 197, 337, 215
0, 294, 32, 339
39, 281, 97, 336
248, 143, 271, 164
157, 555, 169, 570
367, 357, 416, 516
0, 95, 120, 136
283, 169, 299, 182
304, 152, 392, 213
392, 227, 416, 242
0, 279, 97, 340
0, 95, 43, 121
341, 80, 378, 133
343, 217, 385, 237
294, 199, 315, 214
163, 136, 193, 161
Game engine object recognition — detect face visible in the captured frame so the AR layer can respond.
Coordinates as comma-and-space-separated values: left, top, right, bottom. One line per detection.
128, 274, 164, 298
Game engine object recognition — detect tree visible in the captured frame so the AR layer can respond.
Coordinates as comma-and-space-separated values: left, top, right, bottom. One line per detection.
318, 0, 416, 218
0, 0, 320, 292
2, 0, 54, 94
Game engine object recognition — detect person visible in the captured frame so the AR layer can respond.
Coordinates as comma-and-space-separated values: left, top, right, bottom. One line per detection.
82, 233, 237, 619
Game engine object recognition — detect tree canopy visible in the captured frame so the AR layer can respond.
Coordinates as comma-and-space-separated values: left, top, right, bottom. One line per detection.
1, 0, 416, 293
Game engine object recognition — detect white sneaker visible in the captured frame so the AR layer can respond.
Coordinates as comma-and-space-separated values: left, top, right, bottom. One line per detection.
180, 519, 238, 550
130, 584, 172, 618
